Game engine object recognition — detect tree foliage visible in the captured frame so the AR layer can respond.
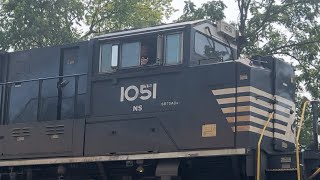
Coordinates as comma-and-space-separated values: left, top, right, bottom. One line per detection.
0, 0, 84, 51
0, 0, 174, 51
178, 0, 226, 22
179, 0, 320, 145
83, 0, 174, 37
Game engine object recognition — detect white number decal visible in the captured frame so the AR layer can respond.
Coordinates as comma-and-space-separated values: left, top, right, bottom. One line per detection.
140, 85, 152, 100
124, 85, 139, 102
120, 83, 157, 102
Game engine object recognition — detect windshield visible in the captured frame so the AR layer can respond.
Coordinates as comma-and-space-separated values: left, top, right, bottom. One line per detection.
195, 32, 232, 62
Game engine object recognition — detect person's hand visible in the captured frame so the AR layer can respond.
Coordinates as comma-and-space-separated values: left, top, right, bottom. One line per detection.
141, 57, 149, 65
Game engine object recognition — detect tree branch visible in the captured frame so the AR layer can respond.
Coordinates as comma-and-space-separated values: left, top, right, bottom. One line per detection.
252, 0, 275, 34
273, 51, 317, 70
269, 40, 320, 54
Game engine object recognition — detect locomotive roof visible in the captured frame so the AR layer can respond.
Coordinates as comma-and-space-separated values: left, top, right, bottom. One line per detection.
94, 19, 208, 40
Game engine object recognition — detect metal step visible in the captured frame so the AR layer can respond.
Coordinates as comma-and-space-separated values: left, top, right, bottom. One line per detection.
266, 168, 297, 180
266, 168, 297, 172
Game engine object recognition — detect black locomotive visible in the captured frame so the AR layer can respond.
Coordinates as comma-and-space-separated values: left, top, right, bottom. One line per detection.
0, 20, 319, 180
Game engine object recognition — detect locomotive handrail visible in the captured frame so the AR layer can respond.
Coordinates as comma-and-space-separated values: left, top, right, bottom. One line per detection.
308, 167, 320, 179
0, 73, 87, 85
296, 100, 310, 180
256, 111, 274, 180
0, 73, 87, 123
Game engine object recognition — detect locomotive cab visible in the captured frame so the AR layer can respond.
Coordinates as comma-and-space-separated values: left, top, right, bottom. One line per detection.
94, 20, 238, 74
83, 20, 297, 156
85, 20, 242, 155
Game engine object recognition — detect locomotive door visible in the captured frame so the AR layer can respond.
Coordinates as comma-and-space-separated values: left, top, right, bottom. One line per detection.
58, 46, 87, 120
58, 47, 79, 120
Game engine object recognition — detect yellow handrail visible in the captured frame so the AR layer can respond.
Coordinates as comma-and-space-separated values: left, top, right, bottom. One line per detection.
296, 100, 310, 180
308, 167, 320, 180
256, 111, 274, 180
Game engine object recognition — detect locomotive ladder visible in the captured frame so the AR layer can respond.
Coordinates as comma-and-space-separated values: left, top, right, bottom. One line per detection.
256, 100, 320, 180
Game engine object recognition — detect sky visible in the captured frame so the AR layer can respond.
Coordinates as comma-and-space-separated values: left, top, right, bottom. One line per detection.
168, 0, 239, 23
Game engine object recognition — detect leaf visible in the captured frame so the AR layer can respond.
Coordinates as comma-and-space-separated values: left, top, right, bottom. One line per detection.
0, 0, 84, 50
82, 0, 174, 37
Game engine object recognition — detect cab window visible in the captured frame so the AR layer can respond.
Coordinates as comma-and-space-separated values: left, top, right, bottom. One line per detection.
195, 32, 231, 62
99, 44, 113, 73
143, 37, 158, 65
121, 42, 140, 68
165, 33, 183, 65
99, 32, 183, 73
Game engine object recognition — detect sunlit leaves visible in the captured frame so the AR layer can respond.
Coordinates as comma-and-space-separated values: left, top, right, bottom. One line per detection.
83, 0, 174, 37
0, 0, 174, 50
178, 0, 226, 22
0, 0, 84, 50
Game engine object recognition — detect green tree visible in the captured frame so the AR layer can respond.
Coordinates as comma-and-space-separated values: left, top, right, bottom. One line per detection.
178, 0, 226, 22
179, 0, 320, 145
295, 96, 312, 147
296, 96, 320, 148
0, 0, 174, 50
0, 0, 84, 51
83, 0, 174, 37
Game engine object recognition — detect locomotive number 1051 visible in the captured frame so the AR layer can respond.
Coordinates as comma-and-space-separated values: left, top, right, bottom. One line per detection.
120, 83, 157, 102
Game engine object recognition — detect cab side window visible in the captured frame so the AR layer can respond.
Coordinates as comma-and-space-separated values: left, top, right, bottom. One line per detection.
99, 33, 183, 73
140, 39, 157, 66
99, 44, 112, 73
121, 42, 140, 68
164, 33, 183, 65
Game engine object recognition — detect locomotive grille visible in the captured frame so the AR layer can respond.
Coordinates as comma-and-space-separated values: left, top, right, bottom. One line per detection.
45, 125, 65, 139
12, 127, 31, 141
